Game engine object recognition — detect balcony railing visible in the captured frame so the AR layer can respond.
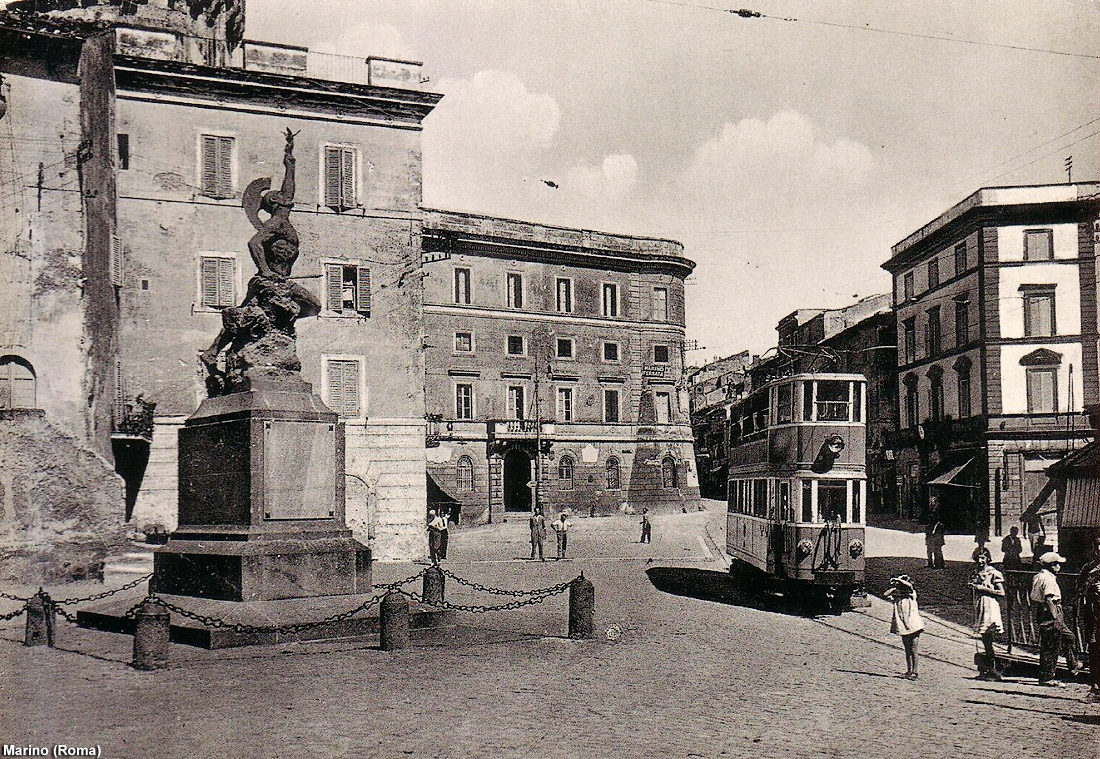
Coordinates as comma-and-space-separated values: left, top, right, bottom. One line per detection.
113, 396, 156, 441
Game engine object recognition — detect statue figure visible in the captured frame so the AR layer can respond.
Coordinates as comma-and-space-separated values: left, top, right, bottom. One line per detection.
201, 129, 322, 396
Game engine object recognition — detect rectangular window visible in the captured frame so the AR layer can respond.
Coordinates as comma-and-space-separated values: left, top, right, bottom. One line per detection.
851, 481, 862, 523
603, 388, 620, 423
902, 271, 914, 301
1022, 288, 1056, 337
652, 287, 669, 321
324, 358, 362, 419
903, 318, 916, 364
454, 332, 473, 353
602, 283, 619, 317
324, 262, 371, 315
506, 272, 524, 309
801, 481, 813, 522
323, 145, 357, 210
507, 385, 526, 420
954, 298, 969, 347
653, 345, 670, 364
117, 133, 130, 171
556, 338, 574, 359
1024, 229, 1054, 261
602, 341, 620, 362
556, 278, 573, 313
557, 387, 574, 422
199, 255, 236, 308
816, 380, 851, 422
818, 481, 847, 522
200, 134, 234, 199
453, 268, 471, 305
905, 383, 919, 428
506, 335, 526, 356
954, 242, 967, 276
925, 306, 941, 355
1026, 368, 1058, 413
655, 391, 672, 424
455, 383, 474, 420
775, 383, 793, 424
928, 257, 940, 288
958, 371, 971, 418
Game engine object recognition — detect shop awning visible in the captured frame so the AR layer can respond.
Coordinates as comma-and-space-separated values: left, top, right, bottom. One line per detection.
1062, 477, 1100, 527
927, 458, 977, 487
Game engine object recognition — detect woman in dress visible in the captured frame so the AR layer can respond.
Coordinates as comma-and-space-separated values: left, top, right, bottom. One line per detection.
969, 551, 1006, 681
884, 575, 925, 680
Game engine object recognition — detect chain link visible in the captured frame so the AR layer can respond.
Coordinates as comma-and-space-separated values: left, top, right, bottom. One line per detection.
54, 573, 153, 606
402, 581, 573, 614
375, 568, 427, 592
438, 567, 576, 599
0, 606, 26, 622
0, 591, 30, 603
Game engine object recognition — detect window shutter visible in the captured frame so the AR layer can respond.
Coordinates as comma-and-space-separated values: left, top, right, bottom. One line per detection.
356, 265, 371, 314
340, 148, 356, 208
342, 361, 361, 418
200, 257, 219, 307
325, 263, 343, 313
216, 136, 233, 198
217, 258, 235, 307
324, 147, 341, 208
201, 135, 217, 197
114, 360, 126, 426
109, 235, 124, 287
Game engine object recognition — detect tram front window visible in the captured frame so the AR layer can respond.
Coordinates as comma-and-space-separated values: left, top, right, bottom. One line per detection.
816, 380, 851, 421
818, 481, 847, 522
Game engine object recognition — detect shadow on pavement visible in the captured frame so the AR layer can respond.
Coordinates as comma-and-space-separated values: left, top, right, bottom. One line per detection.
644, 566, 831, 618
964, 698, 1098, 723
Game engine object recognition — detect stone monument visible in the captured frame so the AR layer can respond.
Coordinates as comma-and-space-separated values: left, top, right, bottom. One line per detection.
152, 129, 371, 602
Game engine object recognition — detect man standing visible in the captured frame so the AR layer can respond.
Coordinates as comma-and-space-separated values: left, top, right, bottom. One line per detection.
1030, 551, 1082, 686
529, 507, 547, 561
1001, 526, 1024, 570
552, 511, 571, 560
438, 506, 450, 560
427, 509, 446, 565
925, 507, 945, 569
640, 508, 652, 544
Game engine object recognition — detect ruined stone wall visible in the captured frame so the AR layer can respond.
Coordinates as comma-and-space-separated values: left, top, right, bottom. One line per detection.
0, 410, 126, 582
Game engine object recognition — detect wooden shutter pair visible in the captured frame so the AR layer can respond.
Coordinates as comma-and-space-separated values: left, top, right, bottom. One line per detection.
324, 147, 356, 209
200, 257, 236, 308
324, 262, 371, 314
201, 135, 234, 199
327, 359, 361, 418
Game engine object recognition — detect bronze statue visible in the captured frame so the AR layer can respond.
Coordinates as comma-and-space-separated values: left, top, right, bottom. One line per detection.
201, 129, 322, 395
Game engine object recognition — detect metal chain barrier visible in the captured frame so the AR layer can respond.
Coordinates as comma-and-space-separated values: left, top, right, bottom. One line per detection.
0, 606, 26, 622
375, 568, 428, 592
402, 575, 578, 615
54, 573, 153, 606
438, 567, 576, 599
0, 591, 30, 603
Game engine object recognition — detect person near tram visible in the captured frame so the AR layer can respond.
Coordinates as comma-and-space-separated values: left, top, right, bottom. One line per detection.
1030, 552, 1083, 686
529, 507, 548, 561
552, 511, 571, 560
884, 575, 924, 680
969, 550, 1005, 680
1001, 526, 1025, 570
925, 506, 945, 570
426, 509, 446, 565
1078, 534, 1100, 700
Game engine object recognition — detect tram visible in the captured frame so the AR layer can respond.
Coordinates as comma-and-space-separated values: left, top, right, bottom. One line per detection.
726, 373, 868, 610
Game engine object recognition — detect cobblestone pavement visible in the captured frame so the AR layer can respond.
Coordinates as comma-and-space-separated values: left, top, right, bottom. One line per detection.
0, 510, 1096, 759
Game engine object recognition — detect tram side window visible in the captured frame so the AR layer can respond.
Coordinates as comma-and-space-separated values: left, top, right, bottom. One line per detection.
729, 418, 741, 446
818, 481, 847, 522
754, 479, 767, 517
852, 383, 863, 423
778, 481, 791, 521
816, 380, 851, 422
802, 382, 813, 421
801, 481, 812, 522
852, 480, 862, 523
775, 383, 793, 424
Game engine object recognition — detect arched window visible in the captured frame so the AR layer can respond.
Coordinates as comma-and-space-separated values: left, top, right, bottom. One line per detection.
661, 456, 677, 489
456, 455, 474, 491
606, 457, 621, 490
558, 455, 574, 490
0, 356, 36, 409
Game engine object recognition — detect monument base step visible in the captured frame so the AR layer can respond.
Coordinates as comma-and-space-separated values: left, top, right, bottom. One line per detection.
77, 591, 454, 649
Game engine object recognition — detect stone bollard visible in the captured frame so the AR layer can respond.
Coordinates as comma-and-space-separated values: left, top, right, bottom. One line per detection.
568, 574, 595, 640
422, 566, 445, 606
24, 590, 55, 647
132, 598, 171, 671
379, 591, 409, 651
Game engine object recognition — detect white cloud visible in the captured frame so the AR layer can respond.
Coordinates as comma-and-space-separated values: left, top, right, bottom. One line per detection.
562, 154, 639, 201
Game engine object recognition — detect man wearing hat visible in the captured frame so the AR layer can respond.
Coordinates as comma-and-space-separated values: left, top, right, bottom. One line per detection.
1029, 551, 1082, 685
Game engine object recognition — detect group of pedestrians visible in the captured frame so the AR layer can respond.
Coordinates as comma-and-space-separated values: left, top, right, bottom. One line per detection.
887, 530, 1100, 697
528, 507, 571, 561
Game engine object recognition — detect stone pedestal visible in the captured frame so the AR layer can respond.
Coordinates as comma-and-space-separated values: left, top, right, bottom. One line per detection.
153, 376, 371, 601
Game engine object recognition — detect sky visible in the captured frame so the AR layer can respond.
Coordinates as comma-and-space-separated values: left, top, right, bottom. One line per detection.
245, 0, 1100, 362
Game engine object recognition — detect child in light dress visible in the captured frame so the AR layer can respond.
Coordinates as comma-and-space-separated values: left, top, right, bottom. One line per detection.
969, 551, 1005, 681
884, 575, 925, 680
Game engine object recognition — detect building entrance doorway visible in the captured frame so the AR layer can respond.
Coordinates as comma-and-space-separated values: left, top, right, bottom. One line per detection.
503, 448, 532, 512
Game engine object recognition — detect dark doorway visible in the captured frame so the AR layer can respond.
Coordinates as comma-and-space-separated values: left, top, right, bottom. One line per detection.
503, 448, 532, 512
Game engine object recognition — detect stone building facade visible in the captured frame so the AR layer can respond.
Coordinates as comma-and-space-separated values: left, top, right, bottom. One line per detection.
686, 351, 754, 500
0, 3, 441, 560
882, 184, 1099, 535
421, 210, 700, 523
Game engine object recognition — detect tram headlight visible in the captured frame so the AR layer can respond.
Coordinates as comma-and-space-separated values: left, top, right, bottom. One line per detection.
796, 539, 813, 560
848, 539, 864, 559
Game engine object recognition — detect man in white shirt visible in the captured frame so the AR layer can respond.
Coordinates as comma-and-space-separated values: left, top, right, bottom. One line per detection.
427, 509, 446, 565
552, 512, 571, 560
1030, 551, 1082, 685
